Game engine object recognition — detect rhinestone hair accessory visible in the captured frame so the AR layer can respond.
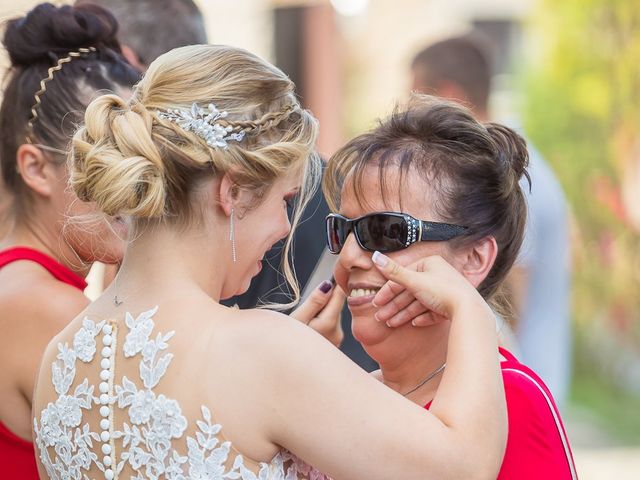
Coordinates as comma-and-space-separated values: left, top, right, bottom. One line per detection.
157, 103, 245, 149
27, 47, 96, 143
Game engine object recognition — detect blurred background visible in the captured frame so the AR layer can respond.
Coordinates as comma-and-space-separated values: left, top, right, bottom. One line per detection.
1, 0, 639, 477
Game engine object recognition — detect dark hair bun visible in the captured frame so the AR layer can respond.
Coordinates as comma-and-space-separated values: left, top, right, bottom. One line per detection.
486, 122, 531, 188
3, 2, 121, 66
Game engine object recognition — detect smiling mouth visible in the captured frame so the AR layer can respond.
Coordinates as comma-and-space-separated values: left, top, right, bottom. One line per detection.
349, 288, 380, 298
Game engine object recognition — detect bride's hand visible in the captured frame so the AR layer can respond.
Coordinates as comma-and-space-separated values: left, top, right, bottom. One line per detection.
371, 252, 487, 325
291, 281, 345, 347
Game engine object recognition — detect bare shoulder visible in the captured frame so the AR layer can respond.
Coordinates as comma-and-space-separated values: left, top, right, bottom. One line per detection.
0, 262, 88, 401
190, 306, 346, 389
219, 308, 332, 357
213, 307, 360, 393
0, 261, 88, 339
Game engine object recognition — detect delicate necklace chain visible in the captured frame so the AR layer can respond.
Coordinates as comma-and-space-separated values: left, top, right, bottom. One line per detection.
401, 362, 446, 397
113, 293, 124, 306
113, 271, 124, 306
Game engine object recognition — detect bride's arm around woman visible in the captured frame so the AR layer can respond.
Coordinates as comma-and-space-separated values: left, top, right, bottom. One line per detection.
32, 43, 506, 480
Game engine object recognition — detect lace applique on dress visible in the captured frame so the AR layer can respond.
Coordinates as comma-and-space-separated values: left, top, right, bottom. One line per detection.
34, 307, 331, 480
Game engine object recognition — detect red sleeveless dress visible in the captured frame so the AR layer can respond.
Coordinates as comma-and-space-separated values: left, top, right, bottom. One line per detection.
426, 347, 577, 479
0, 247, 87, 479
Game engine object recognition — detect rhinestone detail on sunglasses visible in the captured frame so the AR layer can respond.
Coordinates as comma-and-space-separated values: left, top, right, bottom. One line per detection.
408, 216, 418, 247
326, 212, 467, 254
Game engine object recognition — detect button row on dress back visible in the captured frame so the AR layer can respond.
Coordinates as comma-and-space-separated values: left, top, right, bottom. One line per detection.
99, 322, 116, 480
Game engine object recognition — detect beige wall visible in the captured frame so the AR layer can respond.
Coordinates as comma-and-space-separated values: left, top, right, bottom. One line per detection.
196, 0, 274, 61
0, 0, 44, 18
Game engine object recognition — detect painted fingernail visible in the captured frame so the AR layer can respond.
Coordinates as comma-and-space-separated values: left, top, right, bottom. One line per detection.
372, 251, 389, 267
319, 281, 332, 294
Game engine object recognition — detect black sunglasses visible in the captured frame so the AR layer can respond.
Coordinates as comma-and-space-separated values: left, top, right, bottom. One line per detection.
326, 212, 468, 254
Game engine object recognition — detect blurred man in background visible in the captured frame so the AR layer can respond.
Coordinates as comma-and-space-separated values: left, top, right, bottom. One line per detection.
76, 0, 207, 70
411, 35, 572, 407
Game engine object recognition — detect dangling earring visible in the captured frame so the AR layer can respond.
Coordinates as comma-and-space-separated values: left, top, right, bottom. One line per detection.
230, 207, 237, 263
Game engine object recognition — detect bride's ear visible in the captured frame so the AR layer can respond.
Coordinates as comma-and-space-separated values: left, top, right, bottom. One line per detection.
217, 171, 252, 218
218, 172, 237, 217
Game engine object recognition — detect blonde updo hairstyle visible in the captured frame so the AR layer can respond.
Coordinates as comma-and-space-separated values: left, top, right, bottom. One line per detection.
71, 44, 320, 304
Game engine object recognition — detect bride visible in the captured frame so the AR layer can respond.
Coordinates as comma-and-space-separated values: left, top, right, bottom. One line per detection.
33, 44, 506, 480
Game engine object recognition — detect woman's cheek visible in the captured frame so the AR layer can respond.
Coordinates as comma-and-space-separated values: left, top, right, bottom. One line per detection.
391, 244, 440, 267
333, 262, 349, 294
388, 249, 413, 268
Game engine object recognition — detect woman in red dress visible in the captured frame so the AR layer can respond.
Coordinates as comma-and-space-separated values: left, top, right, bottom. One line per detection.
0, 3, 139, 477
324, 95, 578, 479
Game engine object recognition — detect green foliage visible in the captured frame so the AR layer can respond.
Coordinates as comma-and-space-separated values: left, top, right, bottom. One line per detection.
522, 0, 640, 361
571, 370, 640, 445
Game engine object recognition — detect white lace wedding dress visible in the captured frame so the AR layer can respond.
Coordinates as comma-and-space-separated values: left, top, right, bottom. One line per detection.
34, 307, 330, 480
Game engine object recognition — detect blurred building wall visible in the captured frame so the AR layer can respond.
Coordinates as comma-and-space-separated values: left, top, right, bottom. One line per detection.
1, 0, 538, 143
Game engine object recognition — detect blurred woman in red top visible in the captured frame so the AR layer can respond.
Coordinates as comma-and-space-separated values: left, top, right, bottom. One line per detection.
0, 3, 139, 477
324, 96, 577, 479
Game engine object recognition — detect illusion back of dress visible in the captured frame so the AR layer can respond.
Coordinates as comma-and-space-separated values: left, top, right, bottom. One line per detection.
34, 306, 328, 480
